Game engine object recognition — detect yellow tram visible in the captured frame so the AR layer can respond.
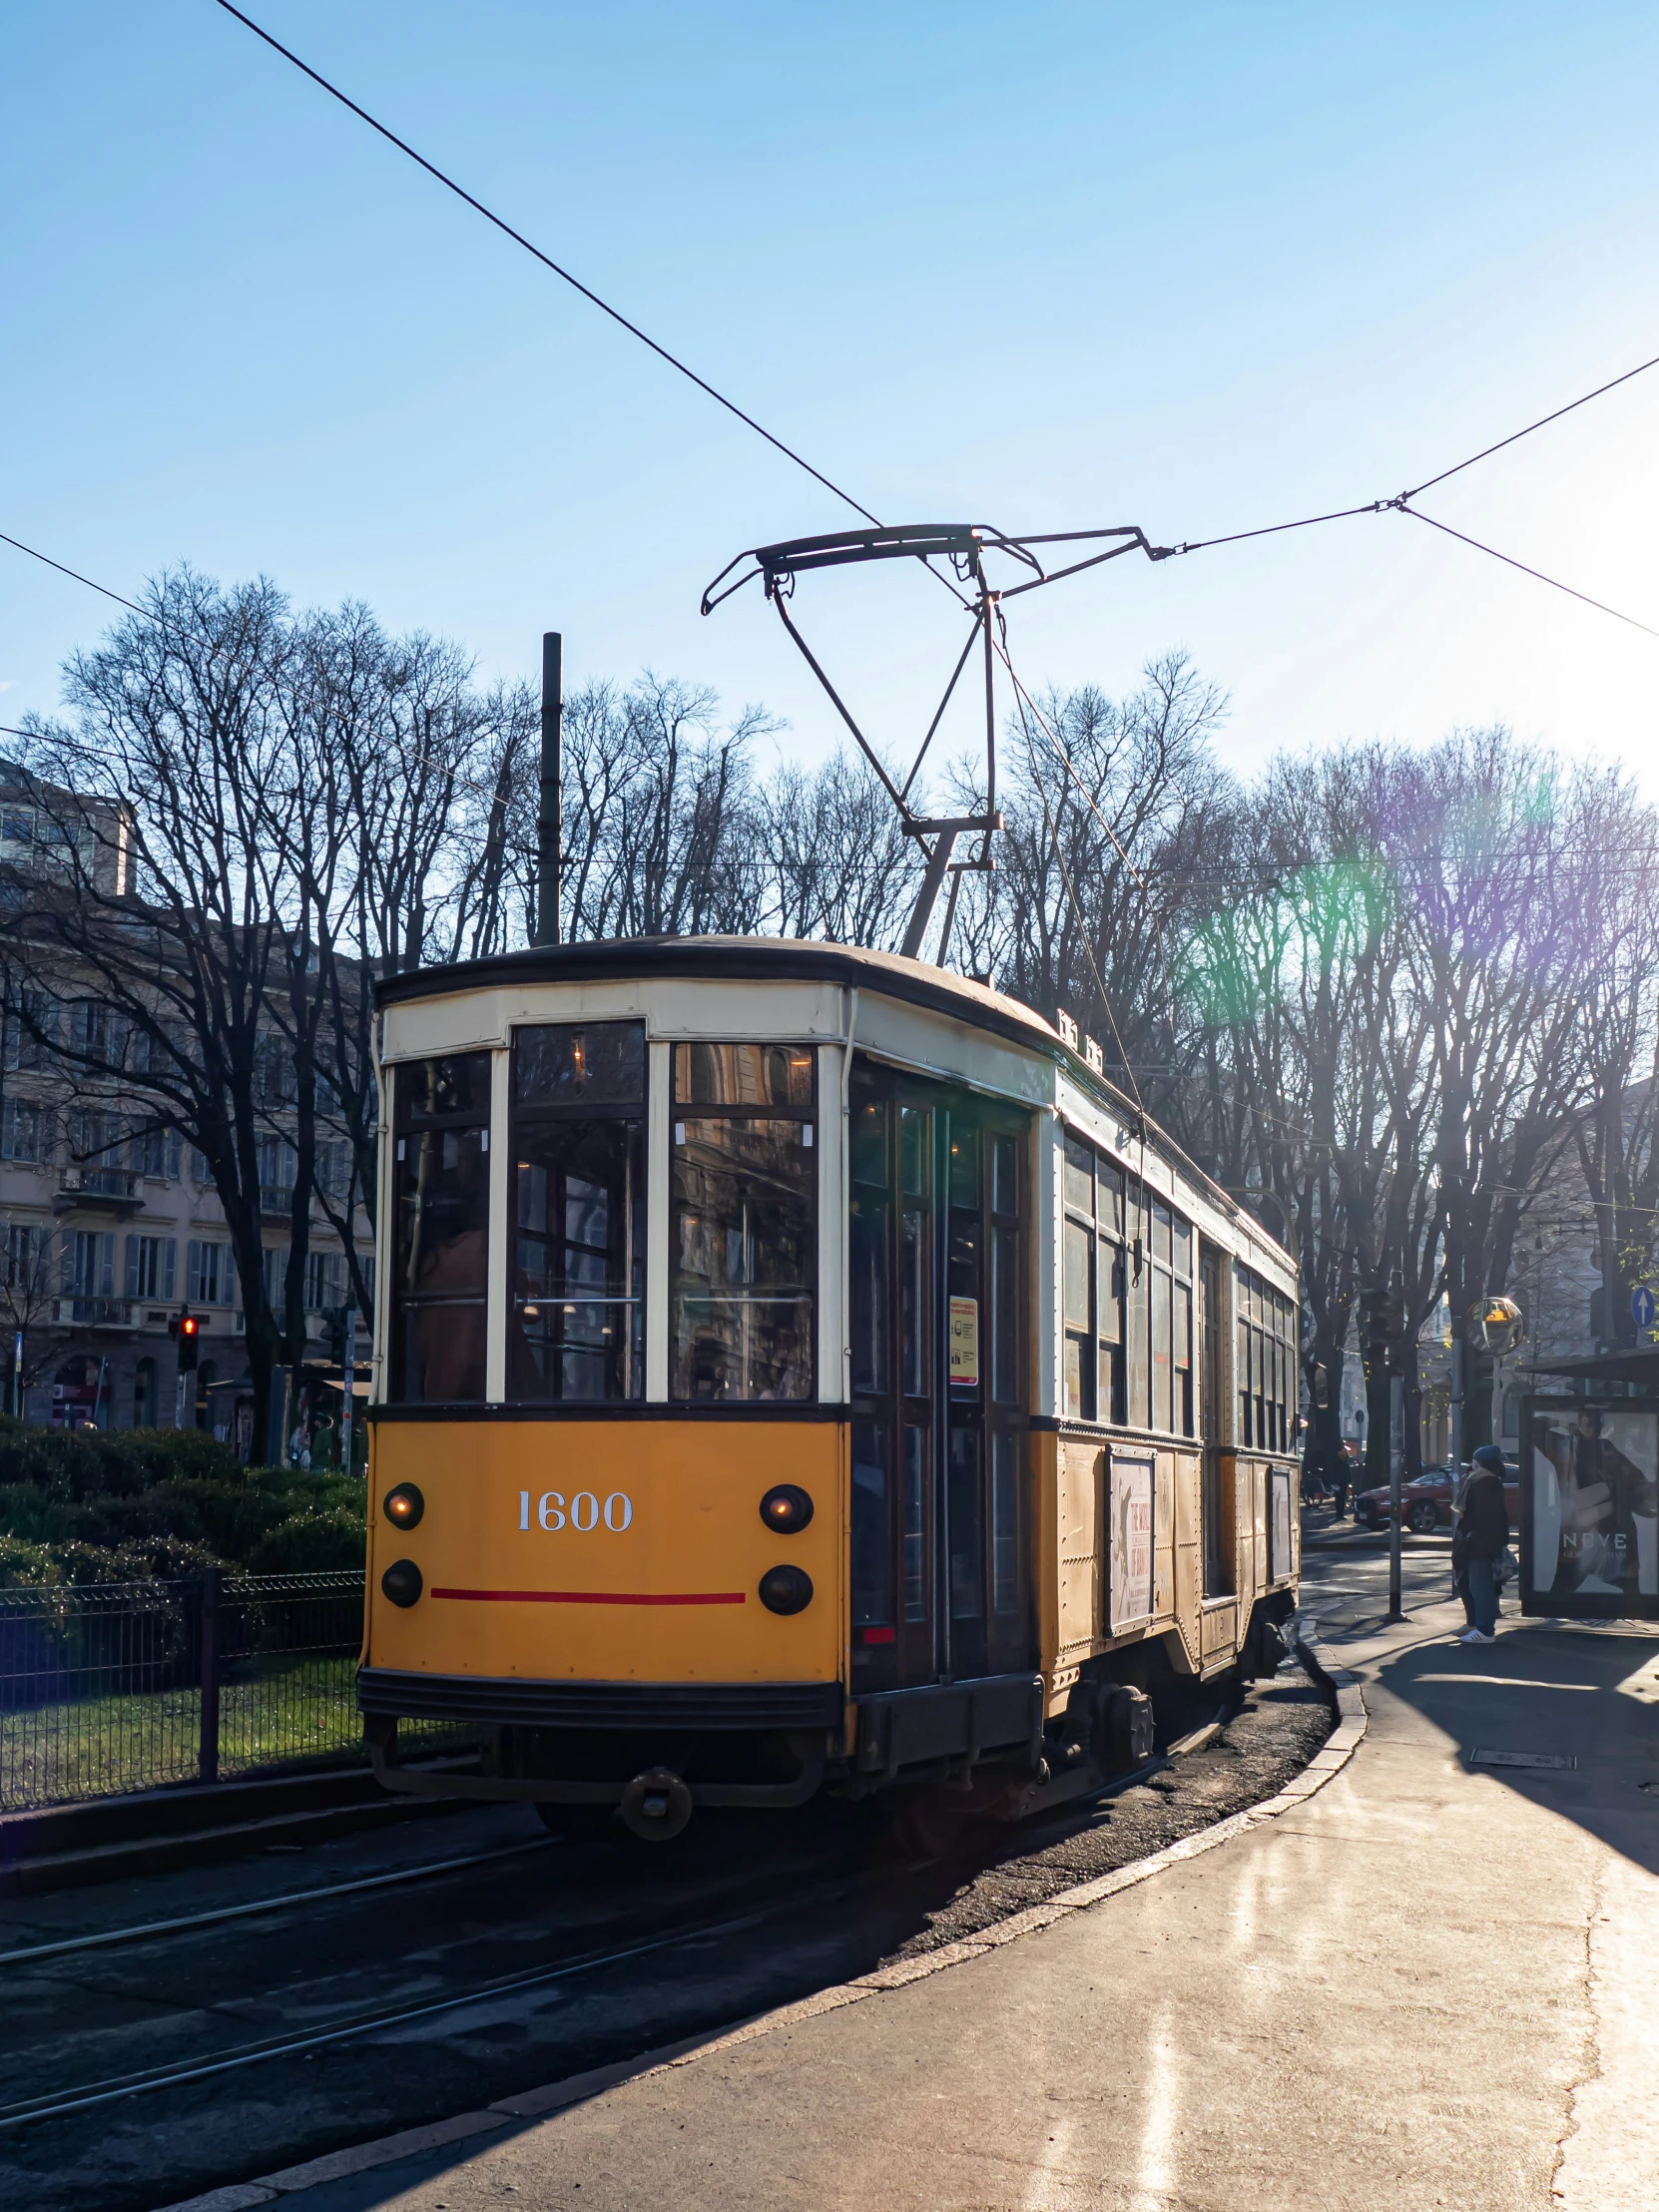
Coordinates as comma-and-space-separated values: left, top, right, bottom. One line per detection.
358, 937, 1301, 1841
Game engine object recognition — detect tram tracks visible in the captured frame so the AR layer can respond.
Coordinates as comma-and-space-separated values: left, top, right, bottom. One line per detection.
0, 1879, 847, 2130
0, 1837, 556, 1969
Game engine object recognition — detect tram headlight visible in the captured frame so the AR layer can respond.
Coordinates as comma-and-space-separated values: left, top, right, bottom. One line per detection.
758, 1564, 814, 1616
381, 1559, 423, 1608
382, 1483, 424, 1530
759, 1483, 814, 1535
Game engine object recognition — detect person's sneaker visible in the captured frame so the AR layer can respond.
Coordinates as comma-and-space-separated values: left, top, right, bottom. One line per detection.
1458, 1629, 1496, 1645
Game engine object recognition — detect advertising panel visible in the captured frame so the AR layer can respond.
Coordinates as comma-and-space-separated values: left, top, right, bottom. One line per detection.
1521, 1396, 1659, 1620
1109, 1451, 1156, 1633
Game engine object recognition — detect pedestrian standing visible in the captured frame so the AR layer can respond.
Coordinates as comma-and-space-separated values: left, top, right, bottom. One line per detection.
1457, 1444, 1510, 1645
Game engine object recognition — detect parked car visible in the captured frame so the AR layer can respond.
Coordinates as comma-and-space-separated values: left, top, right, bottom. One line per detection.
1355, 1462, 1519, 1534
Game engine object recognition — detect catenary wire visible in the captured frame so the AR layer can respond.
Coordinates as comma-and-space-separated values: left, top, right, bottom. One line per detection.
208, 1, 879, 528
1398, 507, 1659, 642
1401, 346, 1659, 500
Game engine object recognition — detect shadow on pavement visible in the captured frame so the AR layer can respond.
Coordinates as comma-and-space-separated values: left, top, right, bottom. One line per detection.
1376, 1623, 1659, 1878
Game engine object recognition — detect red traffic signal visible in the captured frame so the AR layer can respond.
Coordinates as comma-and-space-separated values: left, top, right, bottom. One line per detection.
175, 1309, 201, 1373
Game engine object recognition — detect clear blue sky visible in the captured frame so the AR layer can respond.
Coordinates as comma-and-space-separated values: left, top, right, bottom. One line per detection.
4, 2, 1658, 788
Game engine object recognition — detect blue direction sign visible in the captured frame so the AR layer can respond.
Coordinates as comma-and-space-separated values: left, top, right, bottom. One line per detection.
1633, 1285, 1657, 1334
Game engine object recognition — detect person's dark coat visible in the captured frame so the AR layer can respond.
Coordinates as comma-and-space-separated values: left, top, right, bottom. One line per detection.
1459, 1466, 1510, 1561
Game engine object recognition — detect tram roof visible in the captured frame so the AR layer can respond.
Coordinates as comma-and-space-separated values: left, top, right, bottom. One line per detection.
377, 936, 1293, 1272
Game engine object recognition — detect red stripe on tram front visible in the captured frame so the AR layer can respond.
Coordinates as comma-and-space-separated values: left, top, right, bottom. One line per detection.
429, 1587, 747, 1607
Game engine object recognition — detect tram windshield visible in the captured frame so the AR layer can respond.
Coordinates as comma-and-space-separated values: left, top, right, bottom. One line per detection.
670, 1044, 816, 1400
510, 1022, 646, 1401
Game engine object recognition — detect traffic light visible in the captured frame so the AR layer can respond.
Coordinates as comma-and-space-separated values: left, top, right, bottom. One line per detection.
171, 1309, 200, 1373
322, 1305, 349, 1370
1359, 1285, 1405, 1373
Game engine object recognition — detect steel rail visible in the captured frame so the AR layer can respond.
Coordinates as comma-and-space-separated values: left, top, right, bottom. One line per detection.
0, 1883, 851, 2131
0, 1838, 556, 1970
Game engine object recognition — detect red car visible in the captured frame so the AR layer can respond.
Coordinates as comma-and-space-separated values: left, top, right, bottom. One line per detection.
1355, 1464, 1519, 1535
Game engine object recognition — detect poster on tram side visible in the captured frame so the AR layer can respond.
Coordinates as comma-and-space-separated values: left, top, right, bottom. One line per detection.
1110, 1451, 1156, 1633
1519, 1396, 1659, 1620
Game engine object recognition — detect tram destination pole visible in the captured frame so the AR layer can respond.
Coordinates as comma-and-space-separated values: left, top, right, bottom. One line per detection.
536, 630, 562, 946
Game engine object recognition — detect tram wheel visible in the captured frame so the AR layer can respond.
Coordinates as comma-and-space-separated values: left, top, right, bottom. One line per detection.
888, 1787, 967, 1859
535, 1800, 618, 1842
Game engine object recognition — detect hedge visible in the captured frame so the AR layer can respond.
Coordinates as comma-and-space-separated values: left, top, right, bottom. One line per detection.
0, 1415, 367, 1585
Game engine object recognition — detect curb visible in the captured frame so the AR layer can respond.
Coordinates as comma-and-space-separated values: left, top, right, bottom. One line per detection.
153, 1640, 1368, 2212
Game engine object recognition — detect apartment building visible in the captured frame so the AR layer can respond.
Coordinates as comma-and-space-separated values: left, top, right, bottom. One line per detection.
0, 758, 373, 1449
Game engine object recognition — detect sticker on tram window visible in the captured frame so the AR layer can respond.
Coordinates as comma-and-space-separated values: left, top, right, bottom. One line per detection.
518, 1490, 634, 1533
948, 1297, 979, 1386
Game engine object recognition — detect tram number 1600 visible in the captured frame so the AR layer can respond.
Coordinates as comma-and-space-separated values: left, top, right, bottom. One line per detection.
518, 1490, 634, 1534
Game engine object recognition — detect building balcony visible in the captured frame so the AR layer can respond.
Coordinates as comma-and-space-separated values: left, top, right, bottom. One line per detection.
51, 1296, 135, 1329
54, 1165, 144, 1218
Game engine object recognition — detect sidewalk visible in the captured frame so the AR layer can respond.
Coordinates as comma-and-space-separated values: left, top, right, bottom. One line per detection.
220, 1589, 1659, 2212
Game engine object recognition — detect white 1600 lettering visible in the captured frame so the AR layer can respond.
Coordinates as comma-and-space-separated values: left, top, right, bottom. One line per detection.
518, 1490, 633, 1533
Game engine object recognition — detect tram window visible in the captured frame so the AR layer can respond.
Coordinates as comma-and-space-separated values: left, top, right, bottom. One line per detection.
1062, 1219, 1090, 1331
992, 1135, 1017, 1217
901, 1426, 927, 1621
948, 1130, 979, 1211
1238, 1313, 1254, 1445
515, 1023, 644, 1105
1126, 1238, 1151, 1429
899, 1207, 928, 1397
1063, 1137, 1094, 1217
899, 1105, 928, 1197
1234, 1265, 1295, 1449
674, 1042, 813, 1108
1174, 1278, 1193, 1434
947, 1428, 984, 1622
1099, 1162, 1124, 1238
671, 1047, 816, 1401
509, 1024, 645, 1403
849, 1100, 889, 1397
991, 1225, 1018, 1404
1151, 1267, 1172, 1432
990, 1431, 1020, 1613
850, 1423, 890, 1626
389, 1052, 491, 1403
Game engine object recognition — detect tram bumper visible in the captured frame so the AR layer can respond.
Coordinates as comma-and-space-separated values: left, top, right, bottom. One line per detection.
356, 1666, 840, 1812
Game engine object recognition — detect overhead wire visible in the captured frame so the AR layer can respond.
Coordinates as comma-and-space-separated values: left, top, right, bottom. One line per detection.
208, 1, 879, 529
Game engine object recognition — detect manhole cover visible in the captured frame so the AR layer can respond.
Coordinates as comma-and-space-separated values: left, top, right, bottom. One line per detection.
1469, 1748, 1577, 1771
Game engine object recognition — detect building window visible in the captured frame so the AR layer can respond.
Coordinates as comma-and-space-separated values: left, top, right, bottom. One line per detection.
670, 1043, 816, 1401
389, 1052, 491, 1403
133, 1356, 157, 1427
187, 1238, 235, 1307
68, 1229, 116, 1300
303, 1249, 342, 1312
125, 1234, 177, 1303
508, 1022, 645, 1403
2, 1098, 41, 1162
3, 989, 53, 1072
5, 1223, 49, 1289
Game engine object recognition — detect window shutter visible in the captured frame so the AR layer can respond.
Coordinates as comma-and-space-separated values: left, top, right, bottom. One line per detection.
125, 1234, 140, 1299
165, 1130, 182, 1180
163, 1240, 176, 1301
188, 1240, 202, 1302
98, 1233, 115, 1298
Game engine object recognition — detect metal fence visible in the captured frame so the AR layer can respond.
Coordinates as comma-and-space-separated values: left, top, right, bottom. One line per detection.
0, 1570, 473, 1812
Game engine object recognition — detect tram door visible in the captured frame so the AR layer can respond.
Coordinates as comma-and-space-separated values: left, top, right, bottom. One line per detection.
847, 1060, 1031, 1693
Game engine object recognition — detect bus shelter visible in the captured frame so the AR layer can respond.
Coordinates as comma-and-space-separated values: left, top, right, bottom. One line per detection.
1520, 1350, 1659, 1620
